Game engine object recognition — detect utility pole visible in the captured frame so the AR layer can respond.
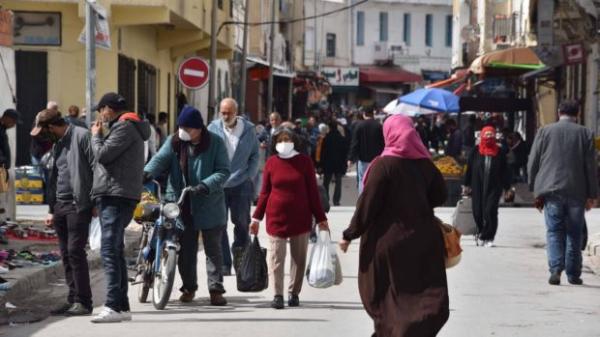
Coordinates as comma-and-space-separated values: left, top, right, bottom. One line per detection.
239, 0, 250, 115
85, 0, 96, 127
313, 0, 318, 70
266, 0, 276, 116
287, 1, 294, 120
208, 0, 219, 121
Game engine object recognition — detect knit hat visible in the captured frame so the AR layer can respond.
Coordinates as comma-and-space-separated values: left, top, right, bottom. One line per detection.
177, 105, 204, 129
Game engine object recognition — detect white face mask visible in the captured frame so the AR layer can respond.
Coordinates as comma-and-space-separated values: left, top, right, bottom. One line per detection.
276, 142, 294, 156
178, 128, 192, 142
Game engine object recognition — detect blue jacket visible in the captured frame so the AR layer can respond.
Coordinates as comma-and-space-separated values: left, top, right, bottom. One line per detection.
144, 132, 231, 230
208, 117, 259, 190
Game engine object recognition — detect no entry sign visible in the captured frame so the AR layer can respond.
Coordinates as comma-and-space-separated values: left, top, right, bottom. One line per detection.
178, 57, 210, 90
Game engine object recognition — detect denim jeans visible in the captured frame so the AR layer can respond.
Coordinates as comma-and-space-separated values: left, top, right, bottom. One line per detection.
53, 201, 93, 308
357, 160, 370, 194
543, 195, 585, 278
222, 180, 253, 271
179, 224, 226, 294
98, 196, 137, 312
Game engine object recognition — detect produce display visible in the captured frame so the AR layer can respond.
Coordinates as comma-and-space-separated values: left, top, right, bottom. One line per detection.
433, 156, 465, 178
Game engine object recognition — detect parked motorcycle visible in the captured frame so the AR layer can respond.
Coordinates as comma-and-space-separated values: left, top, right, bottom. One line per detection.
132, 182, 190, 310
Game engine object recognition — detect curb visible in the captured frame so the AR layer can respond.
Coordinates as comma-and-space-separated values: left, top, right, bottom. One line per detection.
0, 223, 142, 306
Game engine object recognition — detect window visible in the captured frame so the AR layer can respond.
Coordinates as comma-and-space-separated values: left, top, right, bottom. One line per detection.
137, 60, 157, 116
357, 11, 365, 46
379, 12, 388, 42
425, 14, 433, 47
403, 13, 411, 46
118, 54, 135, 112
229, 0, 233, 17
445, 15, 453, 47
218, 0, 223, 10
326, 33, 336, 57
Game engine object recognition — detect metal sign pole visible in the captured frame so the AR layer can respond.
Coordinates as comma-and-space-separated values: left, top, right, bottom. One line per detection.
266, 0, 276, 116
208, 0, 219, 122
239, 0, 250, 116
85, 0, 96, 127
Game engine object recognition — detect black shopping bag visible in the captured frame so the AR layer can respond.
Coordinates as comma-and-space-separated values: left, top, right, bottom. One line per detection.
236, 236, 268, 292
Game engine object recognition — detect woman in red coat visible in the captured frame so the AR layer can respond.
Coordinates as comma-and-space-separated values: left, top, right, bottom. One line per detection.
250, 128, 328, 309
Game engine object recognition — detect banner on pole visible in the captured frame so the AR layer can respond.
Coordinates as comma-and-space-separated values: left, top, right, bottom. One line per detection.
78, 3, 111, 50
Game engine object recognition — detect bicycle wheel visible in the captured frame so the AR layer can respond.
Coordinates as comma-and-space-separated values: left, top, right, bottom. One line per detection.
152, 246, 177, 310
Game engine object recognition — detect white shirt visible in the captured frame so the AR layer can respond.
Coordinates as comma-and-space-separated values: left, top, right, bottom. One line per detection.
223, 118, 244, 161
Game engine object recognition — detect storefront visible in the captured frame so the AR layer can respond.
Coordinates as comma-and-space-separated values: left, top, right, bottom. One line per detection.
321, 67, 359, 108
358, 66, 422, 109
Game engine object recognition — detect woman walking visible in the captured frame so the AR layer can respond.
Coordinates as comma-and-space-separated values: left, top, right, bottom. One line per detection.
250, 128, 328, 309
463, 126, 512, 247
321, 122, 349, 206
339, 115, 449, 337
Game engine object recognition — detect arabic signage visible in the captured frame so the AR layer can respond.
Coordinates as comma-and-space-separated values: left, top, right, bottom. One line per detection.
321, 67, 359, 87
0, 9, 13, 47
13, 11, 61, 46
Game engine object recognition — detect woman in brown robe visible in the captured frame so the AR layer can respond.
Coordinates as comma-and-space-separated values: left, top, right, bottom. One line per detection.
340, 114, 449, 337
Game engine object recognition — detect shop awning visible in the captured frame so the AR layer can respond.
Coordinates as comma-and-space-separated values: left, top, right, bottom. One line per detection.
426, 69, 470, 89
470, 47, 544, 74
246, 56, 295, 78
366, 85, 405, 95
360, 66, 422, 84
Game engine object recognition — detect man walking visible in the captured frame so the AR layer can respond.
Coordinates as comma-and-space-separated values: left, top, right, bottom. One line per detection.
208, 98, 259, 276
347, 109, 384, 193
145, 105, 230, 305
31, 109, 95, 316
528, 100, 597, 286
90, 93, 150, 323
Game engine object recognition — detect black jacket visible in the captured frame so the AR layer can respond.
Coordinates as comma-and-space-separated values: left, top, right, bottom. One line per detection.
0, 126, 10, 169
348, 119, 384, 163
322, 128, 348, 174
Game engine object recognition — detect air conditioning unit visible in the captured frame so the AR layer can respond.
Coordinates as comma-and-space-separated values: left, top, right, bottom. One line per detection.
390, 44, 406, 55
373, 41, 389, 61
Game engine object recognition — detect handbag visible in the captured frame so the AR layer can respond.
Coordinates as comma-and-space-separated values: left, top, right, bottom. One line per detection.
236, 236, 269, 292
0, 167, 8, 193
437, 217, 462, 269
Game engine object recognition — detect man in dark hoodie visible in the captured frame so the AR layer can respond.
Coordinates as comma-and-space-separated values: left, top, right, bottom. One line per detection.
89, 92, 151, 323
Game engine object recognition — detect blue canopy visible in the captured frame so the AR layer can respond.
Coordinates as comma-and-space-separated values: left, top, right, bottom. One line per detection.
398, 88, 460, 113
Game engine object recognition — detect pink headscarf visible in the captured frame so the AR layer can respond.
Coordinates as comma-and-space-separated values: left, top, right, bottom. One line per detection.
363, 114, 431, 185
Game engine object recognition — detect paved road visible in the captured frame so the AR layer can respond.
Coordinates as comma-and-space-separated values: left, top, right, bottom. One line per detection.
5, 176, 600, 337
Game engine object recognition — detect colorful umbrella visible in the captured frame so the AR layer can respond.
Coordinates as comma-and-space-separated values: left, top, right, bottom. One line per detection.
383, 88, 460, 116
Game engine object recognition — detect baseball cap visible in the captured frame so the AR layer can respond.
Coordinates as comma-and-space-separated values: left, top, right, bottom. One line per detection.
94, 92, 127, 112
2, 109, 22, 124
30, 109, 63, 137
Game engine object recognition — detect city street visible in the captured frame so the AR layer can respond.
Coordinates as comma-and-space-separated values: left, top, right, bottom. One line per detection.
4, 176, 600, 337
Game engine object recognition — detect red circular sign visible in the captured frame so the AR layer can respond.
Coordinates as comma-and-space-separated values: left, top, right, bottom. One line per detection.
178, 57, 210, 90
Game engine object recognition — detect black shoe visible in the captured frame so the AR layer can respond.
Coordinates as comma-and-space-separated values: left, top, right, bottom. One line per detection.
65, 303, 93, 316
288, 294, 299, 307
548, 273, 561, 285
271, 295, 284, 309
50, 303, 73, 316
568, 277, 583, 285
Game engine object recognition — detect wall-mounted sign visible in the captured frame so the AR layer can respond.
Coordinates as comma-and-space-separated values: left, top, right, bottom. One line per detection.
563, 43, 585, 65
13, 11, 61, 46
321, 67, 359, 87
0, 10, 13, 47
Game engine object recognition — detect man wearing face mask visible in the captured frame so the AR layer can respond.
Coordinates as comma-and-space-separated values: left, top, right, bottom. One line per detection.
30, 109, 95, 316
89, 92, 151, 323
144, 105, 231, 305
208, 98, 259, 276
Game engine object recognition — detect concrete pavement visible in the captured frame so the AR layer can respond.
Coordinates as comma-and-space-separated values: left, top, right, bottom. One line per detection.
4, 177, 600, 337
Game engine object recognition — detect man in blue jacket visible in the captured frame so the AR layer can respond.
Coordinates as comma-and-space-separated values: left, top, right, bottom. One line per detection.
144, 106, 231, 305
208, 98, 259, 275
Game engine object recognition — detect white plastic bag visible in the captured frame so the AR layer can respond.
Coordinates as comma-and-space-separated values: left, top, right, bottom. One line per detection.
452, 197, 477, 235
88, 217, 101, 251
306, 230, 336, 288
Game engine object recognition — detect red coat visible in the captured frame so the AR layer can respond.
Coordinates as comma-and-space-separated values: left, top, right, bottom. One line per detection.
253, 154, 327, 238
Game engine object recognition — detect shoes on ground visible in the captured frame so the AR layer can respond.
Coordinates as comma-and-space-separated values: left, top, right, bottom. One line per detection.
66, 303, 92, 316
179, 290, 196, 303
121, 311, 132, 321
288, 294, 300, 307
271, 295, 284, 309
91, 306, 123, 323
548, 272, 561, 286
484, 241, 495, 248
568, 277, 583, 285
210, 292, 227, 306
50, 302, 72, 316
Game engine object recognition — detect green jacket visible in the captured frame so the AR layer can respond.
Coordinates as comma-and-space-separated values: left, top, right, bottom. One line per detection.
144, 132, 231, 230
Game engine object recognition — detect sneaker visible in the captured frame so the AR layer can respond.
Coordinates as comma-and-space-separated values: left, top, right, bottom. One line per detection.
288, 294, 300, 307
548, 272, 561, 286
210, 292, 227, 306
568, 277, 583, 285
484, 241, 495, 248
50, 302, 72, 316
66, 303, 92, 316
179, 290, 196, 303
271, 295, 284, 309
91, 306, 123, 323
121, 311, 132, 321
